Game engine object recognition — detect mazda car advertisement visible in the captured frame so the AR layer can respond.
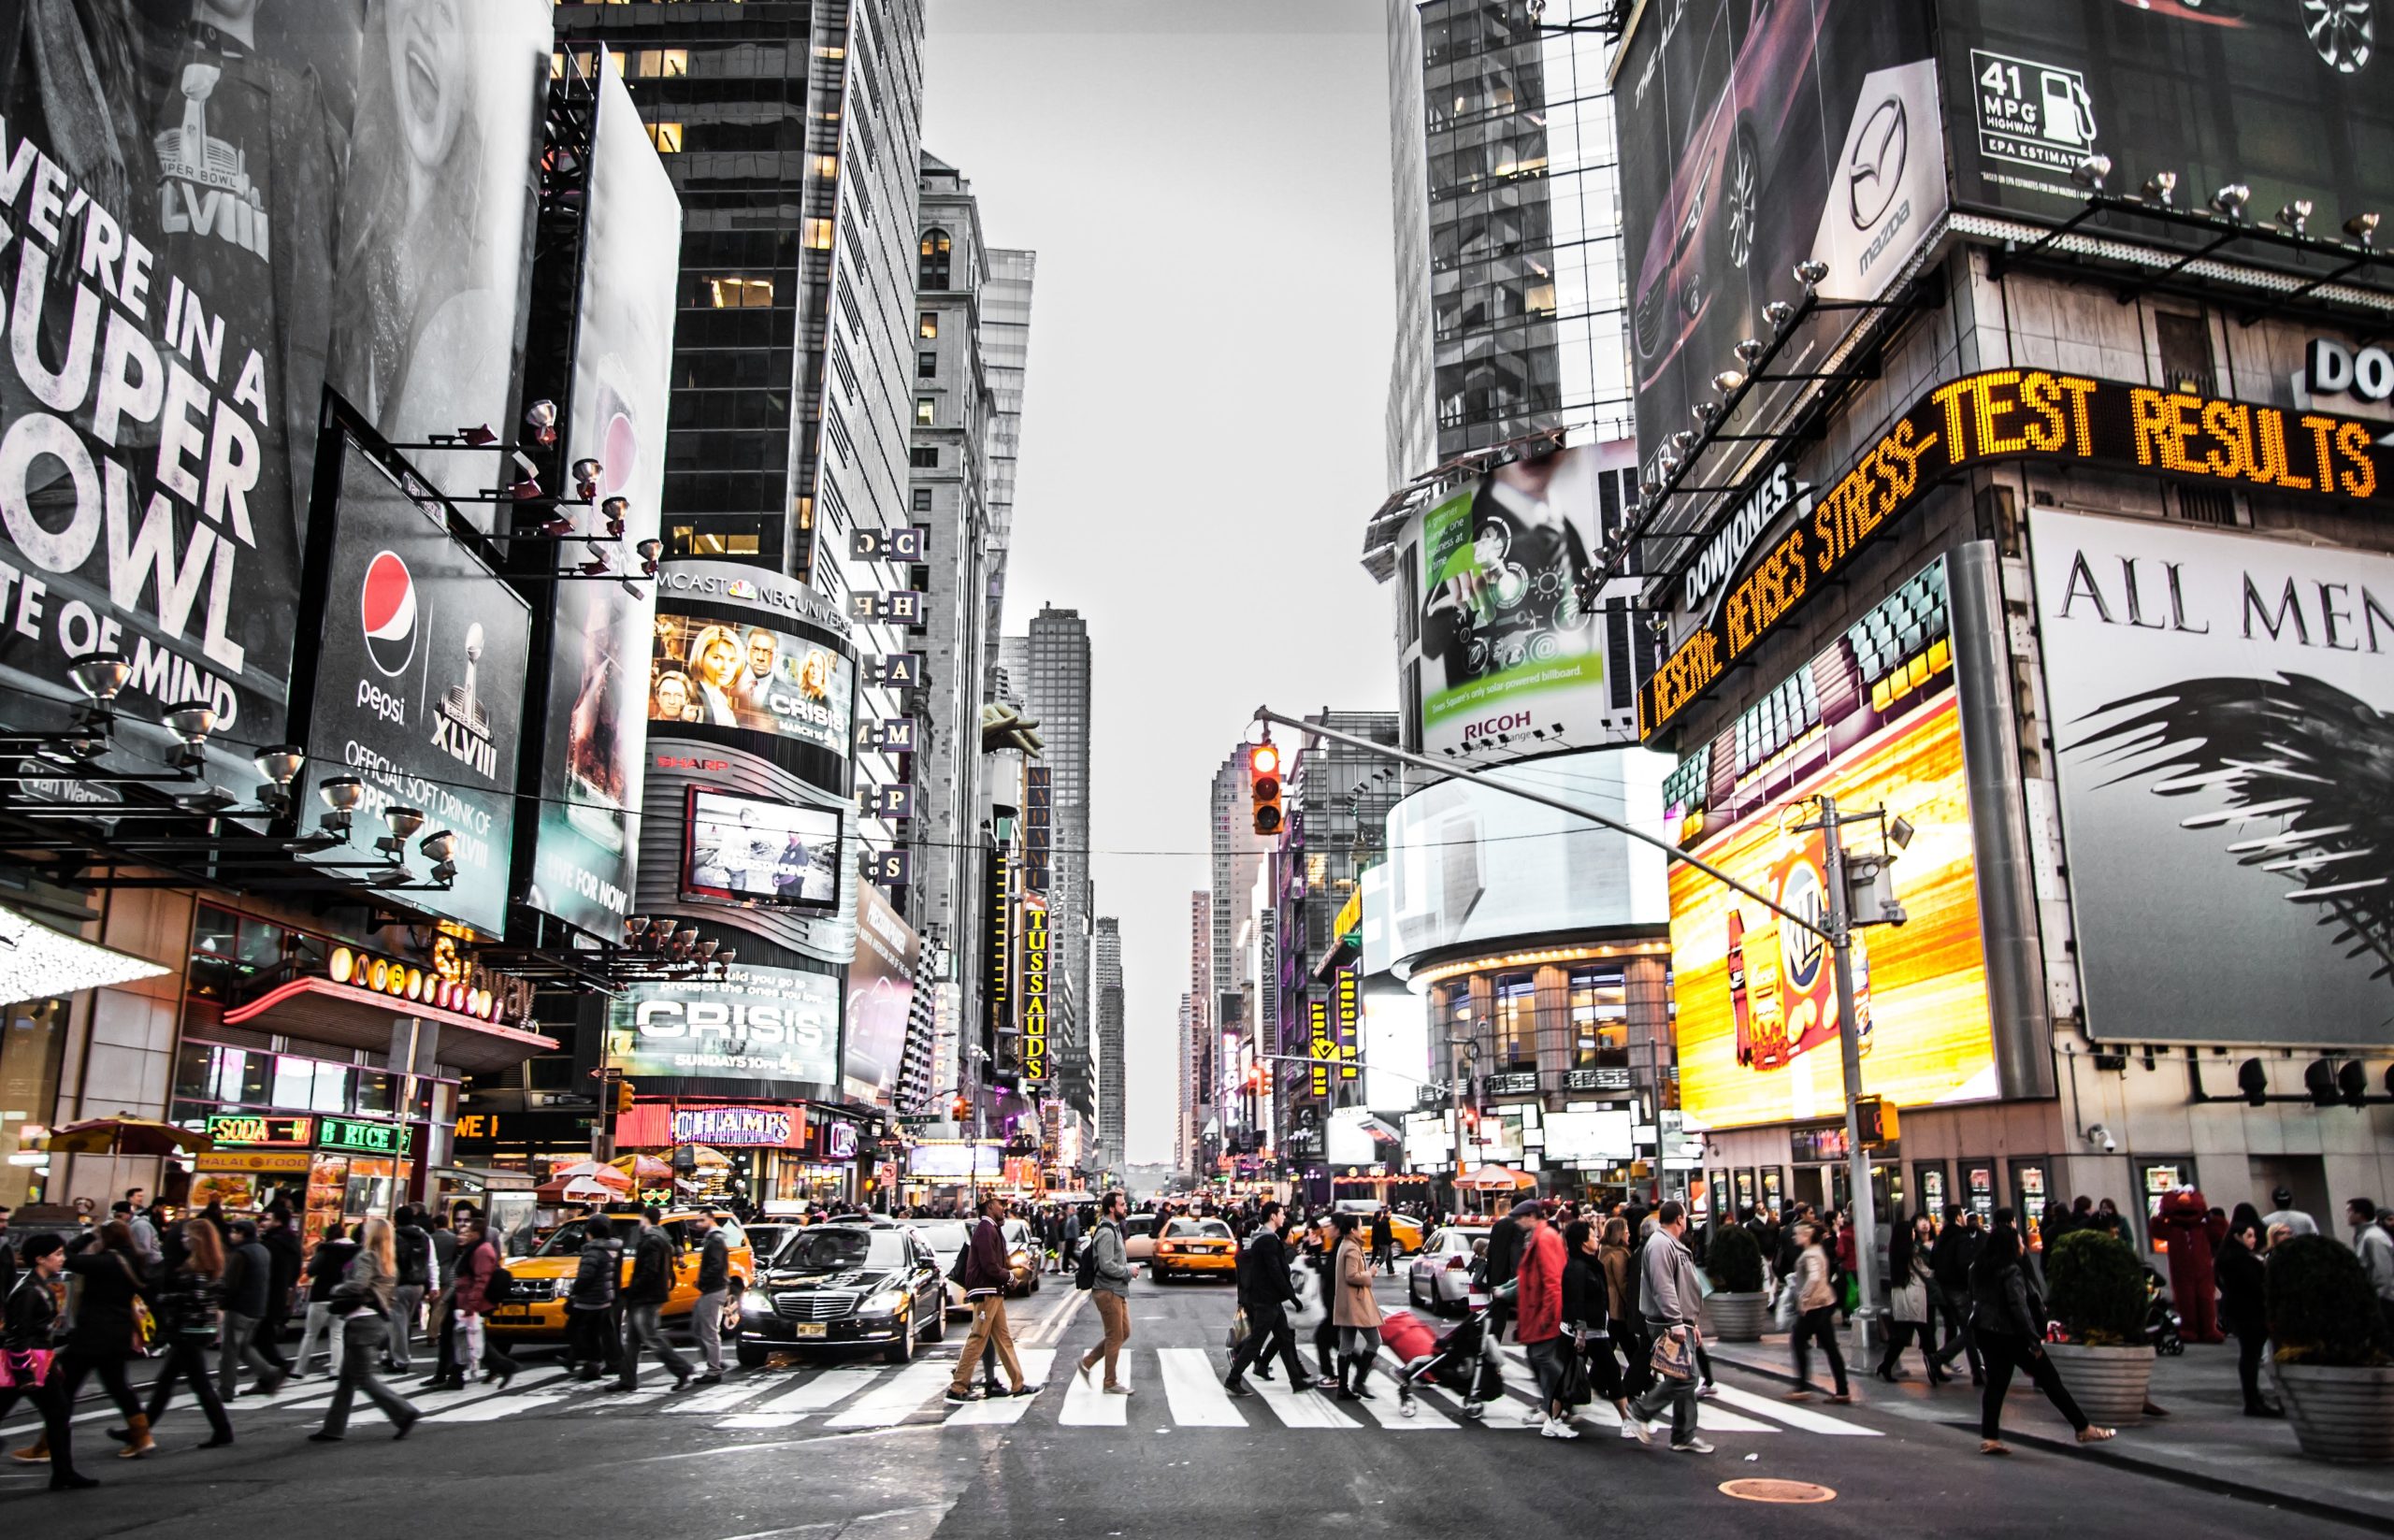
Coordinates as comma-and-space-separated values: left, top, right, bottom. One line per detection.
1618, 0, 1940, 483
297, 437, 531, 935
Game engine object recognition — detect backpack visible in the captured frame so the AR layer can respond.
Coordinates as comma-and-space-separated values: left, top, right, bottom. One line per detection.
1074, 1224, 1107, 1291
473, 1239, 519, 1304
397, 1227, 432, 1287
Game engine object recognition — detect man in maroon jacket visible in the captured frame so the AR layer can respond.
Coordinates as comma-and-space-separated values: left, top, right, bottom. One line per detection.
1511, 1197, 1576, 1439
946, 1198, 1034, 1403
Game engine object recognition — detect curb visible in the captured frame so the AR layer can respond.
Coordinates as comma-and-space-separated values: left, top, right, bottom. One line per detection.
1705, 1344, 2394, 1537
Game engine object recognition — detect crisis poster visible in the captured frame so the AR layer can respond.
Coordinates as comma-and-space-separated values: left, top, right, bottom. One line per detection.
526, 48, 683, 940
0, 0, 548, 785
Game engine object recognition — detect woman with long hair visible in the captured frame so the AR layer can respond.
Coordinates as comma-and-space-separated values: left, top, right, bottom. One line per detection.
1562, 1218, 1633, 1432
1328, 1213, 1382, 1400
1970, 1209, 2113, 1455
113, 1219, 233, 1455
2215, 1216, 2280, 1417
2, 1234, 96, 1489
1785, 1220, 1852, 1402
310, 1216, 419, 1442
1877, 1213, 1951, 1385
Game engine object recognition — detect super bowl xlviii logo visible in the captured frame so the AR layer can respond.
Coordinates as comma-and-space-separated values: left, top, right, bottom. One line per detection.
356, 550, 498, 779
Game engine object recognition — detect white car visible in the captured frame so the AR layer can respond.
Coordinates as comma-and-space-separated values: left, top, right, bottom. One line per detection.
912, 1219, 973, 1317
1406, 1227, 1481, 1316
1001, 1217, 1043, 1295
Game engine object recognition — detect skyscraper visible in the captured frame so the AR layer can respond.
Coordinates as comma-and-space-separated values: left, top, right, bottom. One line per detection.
1384, 1, 1631, 478
1094, 915, 1124, 1173
1015, 608, 1094, 1119
981, 251, 1036, 688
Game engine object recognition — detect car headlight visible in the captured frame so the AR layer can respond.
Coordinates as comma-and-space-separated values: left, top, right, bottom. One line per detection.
1008, 1250, 1030, 1270
740, 1290, 772, 1317
861, 1288, 909, 1317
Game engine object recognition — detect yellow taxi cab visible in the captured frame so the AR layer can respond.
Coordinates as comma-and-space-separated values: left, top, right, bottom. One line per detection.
1150, 1216, 1238, 1282
1331, 1200, 1423, 1255
483, 1208, 756, 1339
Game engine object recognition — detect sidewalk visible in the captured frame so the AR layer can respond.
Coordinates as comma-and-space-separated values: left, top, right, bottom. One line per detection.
1705, 1329, 2394, 1533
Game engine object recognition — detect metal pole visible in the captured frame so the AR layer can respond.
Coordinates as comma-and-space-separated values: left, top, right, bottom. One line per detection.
1818, 795, 1881, 1355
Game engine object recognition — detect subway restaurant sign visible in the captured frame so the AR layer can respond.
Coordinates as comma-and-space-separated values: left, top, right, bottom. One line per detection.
1639, 369, 2394, 739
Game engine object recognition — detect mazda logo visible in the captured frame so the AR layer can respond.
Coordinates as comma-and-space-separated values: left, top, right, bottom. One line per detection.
1847, 94, 1907, 231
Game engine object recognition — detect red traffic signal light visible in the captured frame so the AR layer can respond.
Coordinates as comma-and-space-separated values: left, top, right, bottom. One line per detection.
1249, 741, 1283, 836
950, 1095, 970, 1121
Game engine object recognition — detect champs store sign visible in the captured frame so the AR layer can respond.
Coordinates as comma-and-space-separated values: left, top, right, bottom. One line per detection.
1639, 369, 2394, 738
1020, 896, 1049, 1087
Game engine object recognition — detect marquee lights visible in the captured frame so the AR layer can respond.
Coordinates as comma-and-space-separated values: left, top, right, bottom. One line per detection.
328, 945, 508, 1022
1640, 368, 2394, 740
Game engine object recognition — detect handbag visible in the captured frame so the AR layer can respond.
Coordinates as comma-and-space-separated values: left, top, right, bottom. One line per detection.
1225, 1307, 1250, 1352
0, 1347, 55, 1389
115, 1254, 157, 1356
1650, 1324, 1696, 1383
1772, 1277, 1799, 1331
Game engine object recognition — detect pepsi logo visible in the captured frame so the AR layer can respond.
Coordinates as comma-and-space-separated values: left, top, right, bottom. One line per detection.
362, 551, 418, 677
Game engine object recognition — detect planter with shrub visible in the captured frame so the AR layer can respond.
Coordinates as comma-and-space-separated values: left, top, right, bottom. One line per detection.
2042, 1229, 2155, 1426
2268, 1234, 2394, 1462
1703, 1223, 1769, 1342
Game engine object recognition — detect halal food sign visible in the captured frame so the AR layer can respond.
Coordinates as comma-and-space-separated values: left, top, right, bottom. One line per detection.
1640, 369, 2392, 739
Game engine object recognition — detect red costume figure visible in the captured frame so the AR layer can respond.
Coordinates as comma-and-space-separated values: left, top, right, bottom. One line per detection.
2150, 1188, 2226, 1344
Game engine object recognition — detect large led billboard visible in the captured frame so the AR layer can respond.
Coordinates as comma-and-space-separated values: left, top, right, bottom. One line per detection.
527, 48, 684, 940
1668, 558, 1997, 1130
683, 789, 841, 911
650, 611, 855, 756
1413, 442, 1637, 757
604, 962, 840, 1090
2030, 511, 2394, 1046
1384, 746, 1670, 971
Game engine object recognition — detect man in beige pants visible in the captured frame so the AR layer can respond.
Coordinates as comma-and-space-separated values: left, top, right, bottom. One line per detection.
946, 1198, 1034, 1403
1077, 1190, 1134, 1392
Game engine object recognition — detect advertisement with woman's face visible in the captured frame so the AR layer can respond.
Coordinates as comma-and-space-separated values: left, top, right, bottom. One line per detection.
648, 613, 857, 756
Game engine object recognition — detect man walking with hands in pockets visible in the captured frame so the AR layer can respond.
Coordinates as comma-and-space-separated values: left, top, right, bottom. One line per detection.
1625, 1201, 1712, 1454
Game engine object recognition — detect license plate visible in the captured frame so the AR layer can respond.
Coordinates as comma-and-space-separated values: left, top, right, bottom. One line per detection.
794, 1322, 827, 1339
493, 1306, 529, 1319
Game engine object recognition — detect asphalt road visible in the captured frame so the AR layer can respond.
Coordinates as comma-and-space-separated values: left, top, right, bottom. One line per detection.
0, 1267, 2362, 1538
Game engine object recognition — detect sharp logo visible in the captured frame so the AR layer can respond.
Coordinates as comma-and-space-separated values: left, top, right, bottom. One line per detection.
1847, 94, 1907, 231
361, 552, 417, 677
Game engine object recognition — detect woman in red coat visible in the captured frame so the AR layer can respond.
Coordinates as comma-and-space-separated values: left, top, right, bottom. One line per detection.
1510, 1199, 1576, 1439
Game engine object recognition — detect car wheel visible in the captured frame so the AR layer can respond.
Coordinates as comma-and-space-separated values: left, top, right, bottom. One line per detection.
736, 1339, 772, 1369
721, 1281, 744, 1334
1724, 123, 1759, 270
1031, 1273, 1042, 1294
2303, 0, 2375, 72
1407, 1275, 1426, 1309
884, 1312, 916, 1365
921, 1296, 947, 1343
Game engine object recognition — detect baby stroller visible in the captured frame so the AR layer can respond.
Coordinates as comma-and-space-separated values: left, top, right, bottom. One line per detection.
1383, 1304, 1504, 1420
2142, 1267, 2185, 1356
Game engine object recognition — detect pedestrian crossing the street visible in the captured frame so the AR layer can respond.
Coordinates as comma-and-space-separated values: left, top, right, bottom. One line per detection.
0, 1345, 1884, 1446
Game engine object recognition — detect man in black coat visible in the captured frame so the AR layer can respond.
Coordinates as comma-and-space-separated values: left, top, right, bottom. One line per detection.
1929, 1204, 1984, 1383
257, 1207, 303, 1372
217, 1219, 286, 1398
614, 1209, 694, 1393
1482, 1207, 1522, 1343
1223, 1202, 1313, 1396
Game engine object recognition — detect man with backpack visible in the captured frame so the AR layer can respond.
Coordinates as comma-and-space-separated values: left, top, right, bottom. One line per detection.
1222, 1202, 1309, 1397
946, 1198, 1034, 1404
389, 1206, 433, 1373
1074, 1189, 1135, 1393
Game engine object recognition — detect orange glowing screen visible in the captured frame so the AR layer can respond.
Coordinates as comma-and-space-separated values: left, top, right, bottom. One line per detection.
1670, 693, 1996, 1130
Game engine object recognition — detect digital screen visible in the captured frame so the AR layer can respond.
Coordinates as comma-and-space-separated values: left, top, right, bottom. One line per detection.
684, 790, 842, 910
605, 963, 840, 1089
650, 612, 855, 755
906, 1144, 1002, 1179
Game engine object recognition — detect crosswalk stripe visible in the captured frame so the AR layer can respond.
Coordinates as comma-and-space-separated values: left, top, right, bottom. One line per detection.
1157, 1349, 1247, 1427
668, 1380, 770, 1415
1705, 1383, 1881, 1435
1253, 1366, 1352, 1429
827, 1359, 954, 1428
945, 1351, 1059, 1426
1352, 1383, 1459, 1430
1058, 1359, 1130, 1425
431, 1392, 565, 1422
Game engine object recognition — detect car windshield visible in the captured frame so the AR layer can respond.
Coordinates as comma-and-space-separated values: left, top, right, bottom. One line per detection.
777, 1230, 908, 1272
1122, 1215, 1156, 1238
913, 1222, 969, 1251
743, 1225, 789, 1259
534, 1218, 631, 1256
1002, 1219, 1031, 1246
1165, 1219, 1232, 1239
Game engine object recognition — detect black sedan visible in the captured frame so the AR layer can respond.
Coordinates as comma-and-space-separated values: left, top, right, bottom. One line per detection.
733, 1225, 949, 1366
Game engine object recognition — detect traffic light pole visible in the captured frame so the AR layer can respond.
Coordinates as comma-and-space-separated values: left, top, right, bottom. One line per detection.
1253, 707, 1888, 1349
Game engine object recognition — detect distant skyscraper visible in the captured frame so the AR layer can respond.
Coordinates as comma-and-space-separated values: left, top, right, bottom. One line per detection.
1185, 891, 1211, 1176
1094, 916, 1124, 1172
1012, 607, 1094, 1118
982, 251, 1035, 689
1384, 0, 1631, 478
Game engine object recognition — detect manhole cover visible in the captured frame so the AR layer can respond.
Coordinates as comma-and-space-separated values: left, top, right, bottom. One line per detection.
1719, 1479, 1837, 1504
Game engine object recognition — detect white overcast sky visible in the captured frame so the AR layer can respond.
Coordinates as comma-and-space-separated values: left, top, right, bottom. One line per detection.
923, 0, 1397, 1166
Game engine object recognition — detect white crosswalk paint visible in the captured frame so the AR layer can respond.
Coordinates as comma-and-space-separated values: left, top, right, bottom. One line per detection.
1351, 1384, 1460, 1430
1705, 1382, 1882, 1435
668, 1380, 772, 1415
827, 1359, 956, 1428
430, 1392, 566, 1422
710, 1365, 887, 1428
945, 1350, 1058, 1426
1253, 1365, 1352, 1429
1156, 1348, 1247, 1427
1058, 1360, 1130, 1426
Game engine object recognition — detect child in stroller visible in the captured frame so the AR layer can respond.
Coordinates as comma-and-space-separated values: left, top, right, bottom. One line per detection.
1381, 1303, 1505, 1419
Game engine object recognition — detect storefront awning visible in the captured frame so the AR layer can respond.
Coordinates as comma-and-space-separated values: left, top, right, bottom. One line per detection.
224, 977, 557, 1073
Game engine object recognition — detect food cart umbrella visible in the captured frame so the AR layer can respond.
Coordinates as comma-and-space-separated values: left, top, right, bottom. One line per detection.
677, 1144, 732, 1170
43, 1115, 213, 1157
611, 1152, 675, 1183
1455, 1163, 1536, 1190
544, 1176, 625, 1204
550, 1159, 633, 1189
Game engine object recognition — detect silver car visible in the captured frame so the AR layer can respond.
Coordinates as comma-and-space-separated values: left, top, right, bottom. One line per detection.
912, 1219, 973, 1317
1406, 1227, 1481, 1316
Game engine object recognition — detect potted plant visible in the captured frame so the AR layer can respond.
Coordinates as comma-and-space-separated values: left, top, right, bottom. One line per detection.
2269, 1234, 2394, 1461
1703, 1222, 1769, 1341
2041, 1229, 2155, 1425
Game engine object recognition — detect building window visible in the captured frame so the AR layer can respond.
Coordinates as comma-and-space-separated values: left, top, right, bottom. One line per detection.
706, 276, 774, 309
803, 218, 835, 251
1493, 973, 1536, 1073
645, 122, 684, 153
631, 48, 688, 78
918, 228, 952, 291
2156, 312, 2215, 396
910, 446, 938, 468
813, 153, 839, 180
918, 312, 938, 339
915, 396, 936, 425
1569, 968, 1628, 1068
917, 351, 938, 380
912, 487, 933, 512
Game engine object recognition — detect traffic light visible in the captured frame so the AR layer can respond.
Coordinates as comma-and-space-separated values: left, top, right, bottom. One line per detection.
612, 1079, 636, 1115
1249, 742, 1283, 836
950, 1094, 970, 1121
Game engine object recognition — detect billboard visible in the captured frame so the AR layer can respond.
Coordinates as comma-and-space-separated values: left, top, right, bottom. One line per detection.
2029, 511, 2394, 1046
1414, 441, 1634, 757
604, 962, 841, 1090
1617, 0, 1941, 480
1020, 894, 1050, 1087
1669, 558, 1998, 1130
844, 882, 919, 1109
683, 789, 841, 911
1938, 1, 2394, 233
1384, 747, 1671, 971
650, 611, 855, 756
298, 438, 530, 934
526, 48, 684, 939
